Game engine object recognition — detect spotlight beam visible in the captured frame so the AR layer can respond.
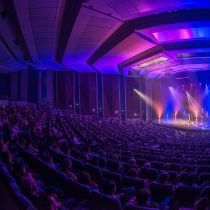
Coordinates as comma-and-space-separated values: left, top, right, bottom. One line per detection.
169, 86, 183, 115
186, 91, 202, 117
134, 88, 163, 118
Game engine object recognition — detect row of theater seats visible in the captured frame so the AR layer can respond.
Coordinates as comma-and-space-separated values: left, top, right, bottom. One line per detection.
18, 144, 158, 210
0, 160, 36, 209
10, 142, 210, 210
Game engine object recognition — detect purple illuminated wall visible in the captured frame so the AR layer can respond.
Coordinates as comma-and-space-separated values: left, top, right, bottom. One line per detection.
10, 71, 19, 100
103, 74, 120, 117
126, 77, 140, 118
80, 72, 96, 115
55, 71, 74, 109
65, 71, 74, 109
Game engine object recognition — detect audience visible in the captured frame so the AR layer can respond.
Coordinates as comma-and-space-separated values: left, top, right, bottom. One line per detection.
1, 105, 210, 209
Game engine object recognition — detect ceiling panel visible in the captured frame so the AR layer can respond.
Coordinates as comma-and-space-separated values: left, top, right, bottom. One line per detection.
62, 6, 121, 71
94, 33, 156, 73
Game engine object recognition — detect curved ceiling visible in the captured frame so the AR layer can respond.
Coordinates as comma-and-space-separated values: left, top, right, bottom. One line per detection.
0, 0, 210, 77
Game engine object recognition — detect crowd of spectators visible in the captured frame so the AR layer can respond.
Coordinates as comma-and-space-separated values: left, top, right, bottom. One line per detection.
1, 105, 210, 209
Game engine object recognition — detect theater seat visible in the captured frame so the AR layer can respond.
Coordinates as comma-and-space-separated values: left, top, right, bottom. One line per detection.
151, 161, 164, 170
200, 186, 210, 200
197, 165, 210, 174
174, 186, 200, 207
106, 159, 121, 172
166, 171, 177, 185
89, 191, 122, 210
149, 182, 173, 203
123, 176, 145, 189
169, 163, 181, 172
139, 168, 158, 181
198, 172, 210, 184
71, 157, 84, 171
102, 169, 122, 187
84, 163, 102, 181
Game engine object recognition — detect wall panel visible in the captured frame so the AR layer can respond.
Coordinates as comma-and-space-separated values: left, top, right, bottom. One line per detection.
103, 74, 120, 117
80, 72, 96, 115
125, 77, 140, 118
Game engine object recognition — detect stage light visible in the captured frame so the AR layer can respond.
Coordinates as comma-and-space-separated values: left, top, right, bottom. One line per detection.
133, 89, 153, 107
204, 84, 209, 95
134, 88, 163, 118
132, 56, 168, 70
169, 86, 183, 116
186, 91, 202, 118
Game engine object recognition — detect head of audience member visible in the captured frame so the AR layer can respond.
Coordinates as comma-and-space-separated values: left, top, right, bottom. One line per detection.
1, 150, 12, 165
111, 154, 118, 161
91, 156, 99, 166
129, 158, 136, 165
186, 174, 197, 186
158, 172, 169, 184
62, 158, 72, 171
37, 191, 60, 210
78, 171, 92, 185
142, 162, 151, 168
194, 197, 209, 210
102, 180, 116, 196
127, 168, 138, 178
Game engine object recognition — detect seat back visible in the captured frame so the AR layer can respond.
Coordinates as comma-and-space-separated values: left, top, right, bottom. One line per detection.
198, 173, 210, 184
84, 163, 102, 181
174, 186, 200, 207
123, 176, 145, 189
102, 169, 122, 187
139, 168, 158, 181
149, 182, 173, 203
90, 191, 122, 210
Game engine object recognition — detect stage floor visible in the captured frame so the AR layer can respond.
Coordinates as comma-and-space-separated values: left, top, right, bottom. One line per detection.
155, 118, 210, 130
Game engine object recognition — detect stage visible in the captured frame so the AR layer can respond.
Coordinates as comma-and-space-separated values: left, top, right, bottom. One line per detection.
154, 118, 210, 131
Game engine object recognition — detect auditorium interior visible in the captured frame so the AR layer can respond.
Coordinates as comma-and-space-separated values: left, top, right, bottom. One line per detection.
1, 0, 210, 210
